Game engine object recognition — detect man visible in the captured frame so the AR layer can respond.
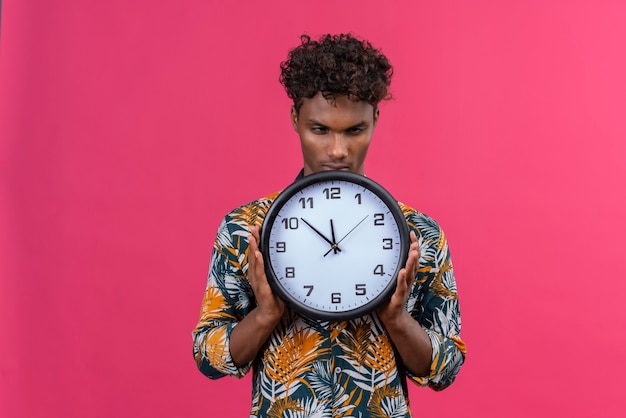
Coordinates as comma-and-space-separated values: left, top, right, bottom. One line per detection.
193, 34, 466, 417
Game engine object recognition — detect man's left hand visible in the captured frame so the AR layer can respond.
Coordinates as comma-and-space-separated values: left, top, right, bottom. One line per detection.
377, 230, 419, 324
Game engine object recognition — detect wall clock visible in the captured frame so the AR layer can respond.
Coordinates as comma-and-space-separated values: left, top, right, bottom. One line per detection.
260, 171, 409, 320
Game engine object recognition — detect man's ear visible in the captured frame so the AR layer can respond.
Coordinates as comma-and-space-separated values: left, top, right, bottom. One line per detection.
373, 108, 380, 127
290, 106, 298, 131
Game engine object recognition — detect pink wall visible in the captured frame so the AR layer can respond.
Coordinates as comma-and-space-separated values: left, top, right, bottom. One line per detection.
2, 1, 625, 416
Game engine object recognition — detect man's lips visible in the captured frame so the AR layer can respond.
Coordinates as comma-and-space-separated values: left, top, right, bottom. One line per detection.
322, 164, 350, 171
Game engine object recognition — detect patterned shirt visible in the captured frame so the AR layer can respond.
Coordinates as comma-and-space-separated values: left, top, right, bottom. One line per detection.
193, 191, 466, 417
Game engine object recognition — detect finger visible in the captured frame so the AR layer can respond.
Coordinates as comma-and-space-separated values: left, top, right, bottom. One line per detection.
249, 227, 270, 287
408, 247, 418, 276
395, 268, 411, 299
409, 230, 418, 254
251, 225, 262, 247
406, 231, 419, 276
248, 227, 261, 284
254, 247, 265, 279
248, 228, 258, 260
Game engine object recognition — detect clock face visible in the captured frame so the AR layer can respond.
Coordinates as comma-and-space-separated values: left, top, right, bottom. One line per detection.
261, 171, 409, 320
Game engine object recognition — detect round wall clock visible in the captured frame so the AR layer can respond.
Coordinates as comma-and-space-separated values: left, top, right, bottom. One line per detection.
260, 171, 409, 320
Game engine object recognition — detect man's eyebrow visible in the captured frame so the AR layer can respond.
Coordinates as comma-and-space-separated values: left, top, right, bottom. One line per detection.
343, 121, 370, 131
306, 118, 327, 126
306, 119, 369, 129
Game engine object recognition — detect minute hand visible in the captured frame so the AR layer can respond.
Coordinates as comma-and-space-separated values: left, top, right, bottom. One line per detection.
300, 218, 342, 252
324, 215, 369, 257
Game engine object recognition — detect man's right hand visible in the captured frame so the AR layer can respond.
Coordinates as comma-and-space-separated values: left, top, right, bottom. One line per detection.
229, 225, 285, 367
247, 225, 285, 327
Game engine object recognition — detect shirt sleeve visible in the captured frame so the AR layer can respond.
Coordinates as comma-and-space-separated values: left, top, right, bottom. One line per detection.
404, 211, 467, 391
192, 216, 254, 379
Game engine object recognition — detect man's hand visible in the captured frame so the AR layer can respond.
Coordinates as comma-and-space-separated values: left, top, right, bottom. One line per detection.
377, 230, 433, 377
229, 225, 285, 367
378, 230, 420, 325
247, 225, 285, 327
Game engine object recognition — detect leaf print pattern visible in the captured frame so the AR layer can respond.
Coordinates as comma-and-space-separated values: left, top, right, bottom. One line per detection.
368, 385, 407, 418
266, 397, 303, 418
364, 334, 397, 379
264, 326, 328, 389
338, 320, 373, 366
193, 193, 466, 416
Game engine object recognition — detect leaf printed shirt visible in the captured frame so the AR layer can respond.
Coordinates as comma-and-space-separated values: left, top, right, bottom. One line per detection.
193, 192, 466, 417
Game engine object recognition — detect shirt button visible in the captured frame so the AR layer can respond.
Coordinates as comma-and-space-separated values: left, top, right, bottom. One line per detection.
334, 367, 341, 374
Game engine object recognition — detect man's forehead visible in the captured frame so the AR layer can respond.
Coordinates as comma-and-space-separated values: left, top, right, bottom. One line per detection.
299, 93, 375, 117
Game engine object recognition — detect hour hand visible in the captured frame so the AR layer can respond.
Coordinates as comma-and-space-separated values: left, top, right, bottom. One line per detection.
323, 215, 369, 257
300, 218, 342, 253
330, 219, 339, 255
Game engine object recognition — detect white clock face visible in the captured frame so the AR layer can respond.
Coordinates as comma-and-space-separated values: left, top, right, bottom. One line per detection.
262, 172, 408, 320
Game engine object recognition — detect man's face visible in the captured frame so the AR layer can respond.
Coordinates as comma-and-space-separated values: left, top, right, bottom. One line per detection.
292, 93, 379, 176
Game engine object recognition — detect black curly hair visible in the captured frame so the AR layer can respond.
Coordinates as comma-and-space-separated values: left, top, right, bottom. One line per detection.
279, 34, 393, 113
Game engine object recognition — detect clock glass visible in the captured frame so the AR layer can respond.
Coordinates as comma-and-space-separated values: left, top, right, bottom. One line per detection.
261, 171, 409, 320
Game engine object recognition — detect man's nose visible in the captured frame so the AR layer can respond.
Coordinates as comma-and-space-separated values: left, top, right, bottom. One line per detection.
328, 134, 348, 159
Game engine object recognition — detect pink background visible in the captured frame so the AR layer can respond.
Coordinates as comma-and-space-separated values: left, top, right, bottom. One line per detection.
1, 1, 625, 417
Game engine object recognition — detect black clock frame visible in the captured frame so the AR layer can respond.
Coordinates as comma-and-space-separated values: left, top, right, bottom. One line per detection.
260, 171, 410, 321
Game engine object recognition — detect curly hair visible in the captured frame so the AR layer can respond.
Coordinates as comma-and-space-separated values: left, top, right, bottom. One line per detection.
279, 34, 393, 112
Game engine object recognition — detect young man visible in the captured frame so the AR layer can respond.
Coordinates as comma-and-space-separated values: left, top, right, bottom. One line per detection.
193, 34, 466, 417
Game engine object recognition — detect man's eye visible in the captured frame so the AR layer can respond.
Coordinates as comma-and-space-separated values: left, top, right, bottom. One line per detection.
347, 127, 364, 135
311, 126, 328, 134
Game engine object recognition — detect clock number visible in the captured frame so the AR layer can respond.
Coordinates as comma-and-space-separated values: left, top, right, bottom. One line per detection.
355, 284, 366, 295
276, 242, 286, 252
285, 267, 295, 278
373, 264, 385, 276
299, 197, 313, 209
303, 285, 314, 296
281, 217, 299, 229
382, 238, 393, 250
323, 187, 341, 199
374, 213, 385, 226
331, 292, 342, 304
355, 193, 362, 204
